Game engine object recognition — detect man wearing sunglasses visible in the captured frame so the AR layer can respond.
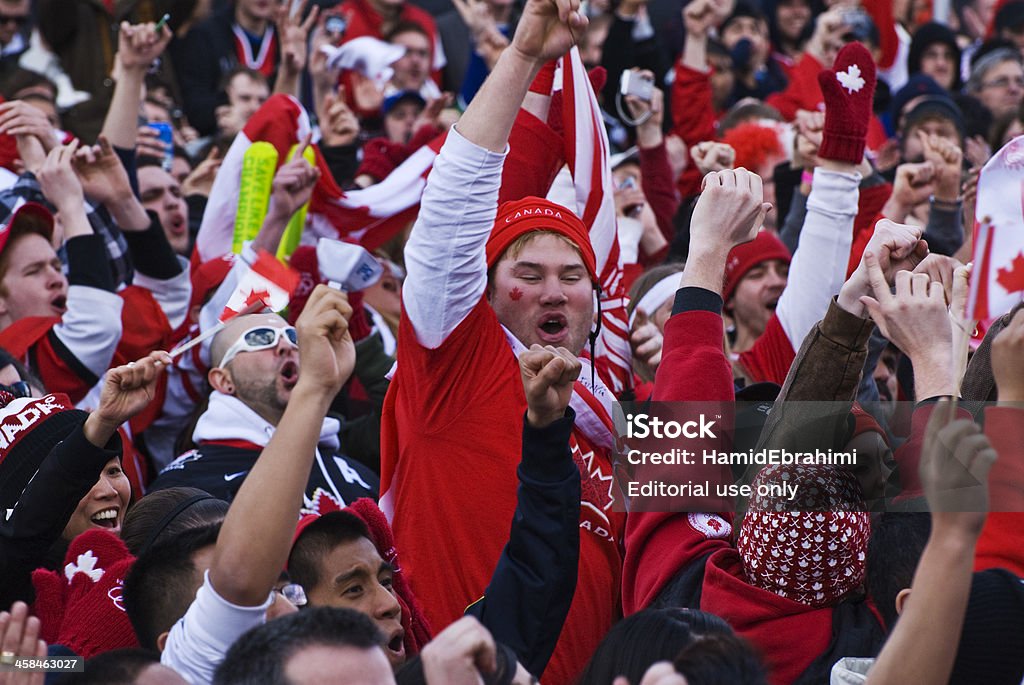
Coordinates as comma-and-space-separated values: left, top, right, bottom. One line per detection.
0, 0, 29, 77
150, 312, 379, 507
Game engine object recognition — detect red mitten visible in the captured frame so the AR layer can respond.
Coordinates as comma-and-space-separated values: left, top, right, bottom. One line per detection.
529, 59, 558, 95
817, 42, 877, 164
31, 530, 138, 658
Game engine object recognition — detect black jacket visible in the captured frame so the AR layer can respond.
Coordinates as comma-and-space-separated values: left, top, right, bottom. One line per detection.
150, 440, 379, 507
0, 422, 121, 608
170, 7, 278, 137
466, 408, 581, 678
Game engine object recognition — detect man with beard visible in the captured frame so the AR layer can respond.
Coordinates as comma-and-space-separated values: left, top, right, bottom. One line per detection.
150, 311, 378, 507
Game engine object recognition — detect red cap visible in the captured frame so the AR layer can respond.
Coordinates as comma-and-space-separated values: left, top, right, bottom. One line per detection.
486, 197, 597, 282
0, 202, 54, 255
723, 230, 791, 304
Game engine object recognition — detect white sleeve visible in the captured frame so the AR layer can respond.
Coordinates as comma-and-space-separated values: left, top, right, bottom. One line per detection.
403, 126, 508, 349
133, 258, 192, 330
51, 285, 124, 379
161, 571, 273, 685
775, 168, 860, 348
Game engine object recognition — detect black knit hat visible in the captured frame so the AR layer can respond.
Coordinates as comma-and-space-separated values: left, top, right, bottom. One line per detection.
0, 394, 89, 520
908, 22, 963, 91
950, 569, 1024, 685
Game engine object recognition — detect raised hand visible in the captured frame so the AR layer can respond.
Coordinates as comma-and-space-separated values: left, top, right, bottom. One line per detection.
72, 136, 133, 206
805, 6, 849, 66
918, 130, 963, 202
838, 218, 927, 317
519, 344, 581, 428
37, 140, 85, 214
318, 91, 361, 147
0, 602, 46, 685
267, 136, 321, 221
883, 161, 936, 223
0, 100, 59, 172
992, 309, 1024, 403
691, 168, 770, 253
920, 399, 996, 535
294, 284, 356, 399
859, 253, 956, 398
683, 0, 732, 36
420, 616, 499, 685
85, 351, 171, 447
630, 310, 663, 383
792, 109, 824, 168
510, 0, 588, 64
275, 1, 320, 75
180, 147, 222, 197
690, 141, 736, 175
413, 93, 454, 133
117, 20, 172, 73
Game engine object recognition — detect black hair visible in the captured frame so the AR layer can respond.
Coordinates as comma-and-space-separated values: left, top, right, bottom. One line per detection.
56, 648, 161, 685
213, 607, 385, 685
121, 487, 228, 556
866, 512, 931, 629
674, 632, 769, 685
123, 522, 222, 649
577, 608, 734, 685
288, 511, 371, 593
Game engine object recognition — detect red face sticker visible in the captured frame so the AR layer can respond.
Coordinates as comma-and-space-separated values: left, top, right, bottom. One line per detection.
509, 287, 523, 301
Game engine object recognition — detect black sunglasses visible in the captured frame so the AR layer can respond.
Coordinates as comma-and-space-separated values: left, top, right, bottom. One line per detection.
0, 14, 29, 26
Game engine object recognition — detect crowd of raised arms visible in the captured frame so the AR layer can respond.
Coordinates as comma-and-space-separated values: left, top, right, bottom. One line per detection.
0, 0, 1022, 683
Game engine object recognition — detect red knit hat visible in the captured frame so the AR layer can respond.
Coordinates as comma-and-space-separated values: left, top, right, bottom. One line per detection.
738, 465, 870, 608
31, 529, 138, 657
849, 403, 889, 445
723, 230, 791, 304
0, 394, 88, 519
486, 197, 597, 282
291, 494, 432, 657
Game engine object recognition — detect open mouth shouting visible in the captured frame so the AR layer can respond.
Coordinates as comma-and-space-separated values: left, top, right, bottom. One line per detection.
385, 627, 406, 665
50, 294, 67, 315
537, 312, 569, 344
280, 360, 300, 390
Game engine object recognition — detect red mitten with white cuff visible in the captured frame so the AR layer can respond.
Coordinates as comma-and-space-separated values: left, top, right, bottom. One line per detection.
817, 42, 877, 164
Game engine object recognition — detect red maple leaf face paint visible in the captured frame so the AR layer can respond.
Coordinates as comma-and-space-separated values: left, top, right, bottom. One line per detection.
509, 287, 523, 301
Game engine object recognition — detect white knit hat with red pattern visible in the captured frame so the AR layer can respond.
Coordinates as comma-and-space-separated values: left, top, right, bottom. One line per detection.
737, 464, 869, 608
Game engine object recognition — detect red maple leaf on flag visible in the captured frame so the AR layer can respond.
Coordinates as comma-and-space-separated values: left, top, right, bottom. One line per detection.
221, 289, 271, 320
996, 252, 1024, 294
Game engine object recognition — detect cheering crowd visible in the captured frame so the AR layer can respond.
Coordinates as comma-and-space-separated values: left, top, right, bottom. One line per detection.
0, 0, 1023, 683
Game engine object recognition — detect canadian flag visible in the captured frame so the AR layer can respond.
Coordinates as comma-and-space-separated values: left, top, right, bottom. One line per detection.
196, 94, 444, 263
220, 249, 300, 322
561, 48, 632, 396
968, 135, 1024, 321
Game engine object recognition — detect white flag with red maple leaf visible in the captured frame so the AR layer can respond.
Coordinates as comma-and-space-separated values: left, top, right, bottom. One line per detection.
220, 249, 301, 322
968, 135, 1024, 321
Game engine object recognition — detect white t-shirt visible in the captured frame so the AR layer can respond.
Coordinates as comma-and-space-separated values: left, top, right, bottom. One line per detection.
162, 571, 274, 685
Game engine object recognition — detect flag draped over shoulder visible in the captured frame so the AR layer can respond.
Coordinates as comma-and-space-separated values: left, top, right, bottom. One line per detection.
969, 135, 1024, 321
195, 94, 445, 263
561, 47, 633, 396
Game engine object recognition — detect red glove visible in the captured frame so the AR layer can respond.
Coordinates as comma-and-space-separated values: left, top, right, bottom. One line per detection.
817, 42, 877, 164
31, 529, 138, 658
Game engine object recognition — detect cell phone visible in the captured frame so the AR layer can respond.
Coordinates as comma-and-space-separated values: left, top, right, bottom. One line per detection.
620, 71, 654, 102
148, 122, 174, 173
324, 13, 347, 39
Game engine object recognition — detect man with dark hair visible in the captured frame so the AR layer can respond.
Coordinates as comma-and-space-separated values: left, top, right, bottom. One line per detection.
213, 607, 393, 685
865, 513, 932, 629
128, 286, 362, 683
123, 523, 223, 652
